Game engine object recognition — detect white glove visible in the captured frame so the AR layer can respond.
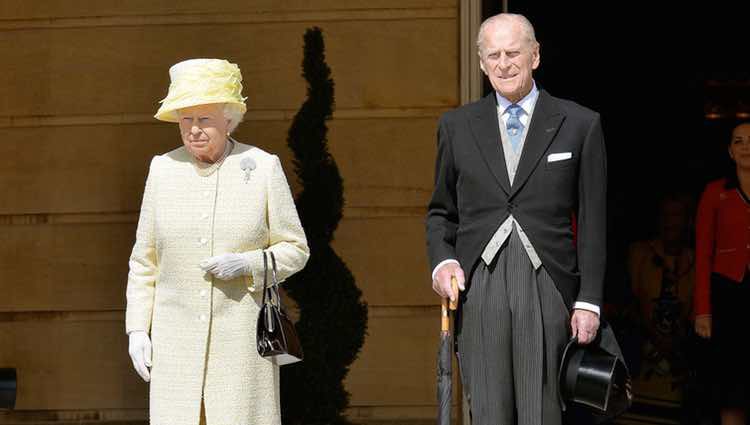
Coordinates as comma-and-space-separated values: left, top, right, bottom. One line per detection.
128, 331, 152, 382
200, 253, 252, 281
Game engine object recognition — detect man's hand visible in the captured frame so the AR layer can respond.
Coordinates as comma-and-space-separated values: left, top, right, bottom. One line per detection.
694, 315, 711, 339
571, 309, 600, 345
128, 331, 152, 382
432, 262, 466, 303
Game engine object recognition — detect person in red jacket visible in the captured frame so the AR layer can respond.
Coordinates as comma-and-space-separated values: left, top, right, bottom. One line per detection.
694, 122, 750, 425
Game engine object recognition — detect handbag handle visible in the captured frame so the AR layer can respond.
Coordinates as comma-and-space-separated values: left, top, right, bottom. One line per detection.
261, 250, 281, 308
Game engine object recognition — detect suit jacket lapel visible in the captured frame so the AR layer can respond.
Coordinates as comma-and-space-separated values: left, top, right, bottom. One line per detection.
469, 93, 511, 195
510, 90, 565, 196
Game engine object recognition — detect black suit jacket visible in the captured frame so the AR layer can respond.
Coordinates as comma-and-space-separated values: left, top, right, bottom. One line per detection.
425, 89, 607, 308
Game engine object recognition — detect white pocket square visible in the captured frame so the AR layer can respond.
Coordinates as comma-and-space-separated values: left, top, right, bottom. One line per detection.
547, 152, 572, 162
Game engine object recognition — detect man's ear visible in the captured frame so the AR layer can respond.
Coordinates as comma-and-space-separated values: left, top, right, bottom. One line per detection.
531, 43, 541, 70
479, 58, 487, 75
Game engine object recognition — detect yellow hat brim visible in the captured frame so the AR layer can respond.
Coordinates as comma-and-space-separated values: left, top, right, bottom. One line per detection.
154, 98, 247, 123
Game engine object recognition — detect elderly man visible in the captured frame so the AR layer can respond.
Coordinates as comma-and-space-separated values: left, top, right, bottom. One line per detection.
426, 13, 606, 425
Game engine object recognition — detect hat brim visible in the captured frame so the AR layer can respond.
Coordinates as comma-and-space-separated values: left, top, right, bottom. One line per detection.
558, 336, 579, 411
154, 99, 247, 123
558, 335, 631, 417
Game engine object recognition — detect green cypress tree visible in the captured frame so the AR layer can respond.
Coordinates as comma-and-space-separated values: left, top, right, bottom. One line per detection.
281, 27, 369, 425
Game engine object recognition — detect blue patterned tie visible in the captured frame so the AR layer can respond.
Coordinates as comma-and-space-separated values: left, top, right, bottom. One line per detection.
505, 104, 524, 153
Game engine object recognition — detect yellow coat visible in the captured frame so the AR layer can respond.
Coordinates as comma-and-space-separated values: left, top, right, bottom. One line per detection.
125, 141, 310, 425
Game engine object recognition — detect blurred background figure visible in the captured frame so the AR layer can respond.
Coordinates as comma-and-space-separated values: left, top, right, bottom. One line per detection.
627, 193, 703, 422
694, 122, 750, 425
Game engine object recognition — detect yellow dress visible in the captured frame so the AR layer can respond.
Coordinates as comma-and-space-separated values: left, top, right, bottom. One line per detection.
125, 141, 309, 425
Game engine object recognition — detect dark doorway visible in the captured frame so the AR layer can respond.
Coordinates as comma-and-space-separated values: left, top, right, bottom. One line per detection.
479, 3, 748, 424
480, 1, 749, 274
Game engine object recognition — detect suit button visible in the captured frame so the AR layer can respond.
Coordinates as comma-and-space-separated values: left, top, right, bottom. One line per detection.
201, 213, 209, 220
203, 191, 210, 198
199, 314, 207, 322
200, 289, 207, 297
199, 237, 208, 245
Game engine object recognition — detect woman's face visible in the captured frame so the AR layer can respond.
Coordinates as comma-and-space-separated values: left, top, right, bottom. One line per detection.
729, 123, 750, 170
177, 103, 230, 163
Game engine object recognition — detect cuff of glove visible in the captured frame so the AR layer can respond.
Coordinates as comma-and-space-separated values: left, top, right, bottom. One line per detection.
240, 249, 265, 291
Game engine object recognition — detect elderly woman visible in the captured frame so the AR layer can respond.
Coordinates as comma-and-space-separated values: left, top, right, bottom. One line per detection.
125, 58, 309, 425
694, 122, 750, 425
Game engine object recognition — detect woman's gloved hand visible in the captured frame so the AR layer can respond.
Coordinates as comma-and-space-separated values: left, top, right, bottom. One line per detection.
200, 253, 252, 281
128, 331, 152, 382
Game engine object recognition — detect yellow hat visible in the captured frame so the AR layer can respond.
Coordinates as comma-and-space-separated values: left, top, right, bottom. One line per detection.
154, 58, 247, 122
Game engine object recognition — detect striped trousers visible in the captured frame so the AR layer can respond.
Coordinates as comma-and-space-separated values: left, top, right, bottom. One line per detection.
457, 227, 571, 425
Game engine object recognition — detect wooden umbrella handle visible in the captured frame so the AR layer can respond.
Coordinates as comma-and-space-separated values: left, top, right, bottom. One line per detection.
441, 276, 460, 332
441, 297, 450, 332
449, 276, 459, 311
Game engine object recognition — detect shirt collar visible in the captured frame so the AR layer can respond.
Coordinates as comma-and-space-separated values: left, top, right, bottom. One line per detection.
495, 80, 539, 115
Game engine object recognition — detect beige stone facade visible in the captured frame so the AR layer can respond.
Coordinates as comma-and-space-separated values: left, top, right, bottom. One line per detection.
0, 1, 460, 423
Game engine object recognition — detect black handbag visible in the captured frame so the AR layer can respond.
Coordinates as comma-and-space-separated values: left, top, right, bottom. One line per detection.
256, 251, 303, 365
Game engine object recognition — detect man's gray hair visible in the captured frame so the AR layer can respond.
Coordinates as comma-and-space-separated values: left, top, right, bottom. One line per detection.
223, 103, 245, 134
476, 13, 538, 57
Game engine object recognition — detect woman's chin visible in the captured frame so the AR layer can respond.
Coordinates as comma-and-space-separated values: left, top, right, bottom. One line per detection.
188, 147, 214, 162
736, 159, 750, 171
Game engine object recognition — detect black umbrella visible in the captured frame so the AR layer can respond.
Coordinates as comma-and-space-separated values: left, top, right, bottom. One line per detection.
437, 278, 458, 425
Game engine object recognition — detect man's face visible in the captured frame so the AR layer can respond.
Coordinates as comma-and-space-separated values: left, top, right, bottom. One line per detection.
660, 200, 689, 244
479, 21, 540, 103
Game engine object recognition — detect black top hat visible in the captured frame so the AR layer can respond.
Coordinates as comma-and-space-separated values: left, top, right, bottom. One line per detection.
558, 336, 631, 418
0, 368, 16, 410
